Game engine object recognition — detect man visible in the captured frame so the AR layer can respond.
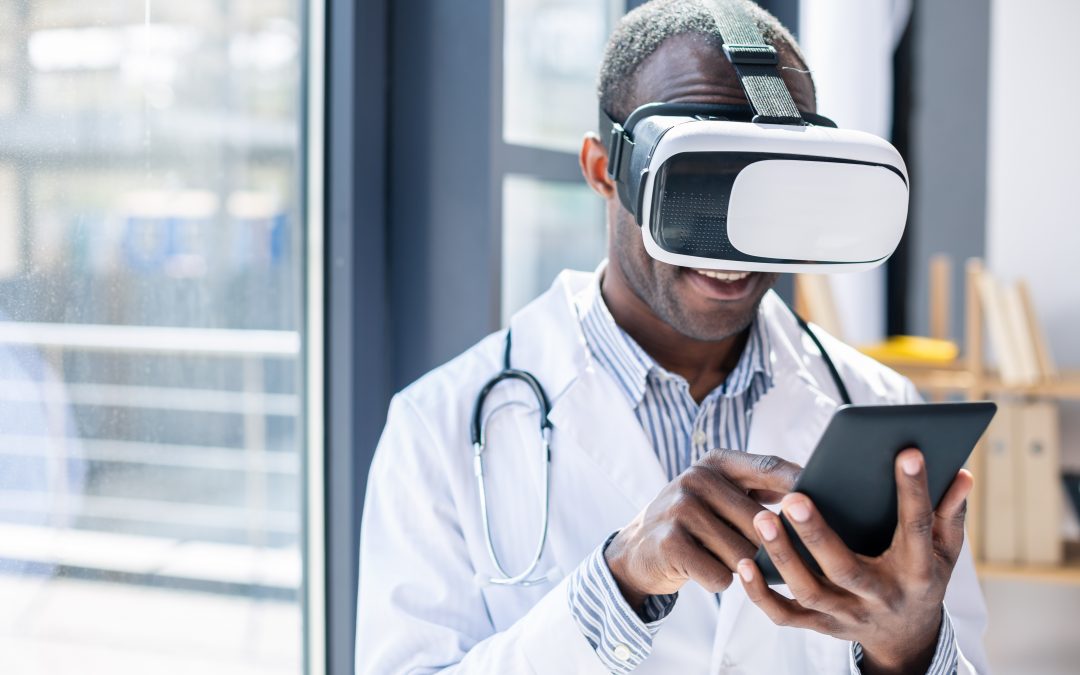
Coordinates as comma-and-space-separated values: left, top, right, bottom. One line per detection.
356, 1, 987, 673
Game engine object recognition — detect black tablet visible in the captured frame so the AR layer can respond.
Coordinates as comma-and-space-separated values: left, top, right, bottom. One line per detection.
754, 401, 997, 586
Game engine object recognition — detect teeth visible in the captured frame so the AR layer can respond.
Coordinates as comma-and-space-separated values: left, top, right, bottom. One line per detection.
694, 269, 751, 282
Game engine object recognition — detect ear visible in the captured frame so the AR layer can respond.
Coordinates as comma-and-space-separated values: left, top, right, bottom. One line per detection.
579, 132, 616, 200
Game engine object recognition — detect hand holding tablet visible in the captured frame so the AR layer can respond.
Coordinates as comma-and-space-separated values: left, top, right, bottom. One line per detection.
737, 402, 996, 673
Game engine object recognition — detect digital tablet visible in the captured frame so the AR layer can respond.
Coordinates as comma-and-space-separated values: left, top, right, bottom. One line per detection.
754, 401, 997, 586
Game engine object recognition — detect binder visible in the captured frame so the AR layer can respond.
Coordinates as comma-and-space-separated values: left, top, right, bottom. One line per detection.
1016, 280, 1057, 380
1002, 284, 1041, 385
976, 273, 1024, 385
965, 436, 987, 562
983, 401, 1020, 563
1018, 402, 1063, 564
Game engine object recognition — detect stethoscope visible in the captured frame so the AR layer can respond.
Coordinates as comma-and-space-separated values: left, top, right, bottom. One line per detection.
469, 305, 851, 587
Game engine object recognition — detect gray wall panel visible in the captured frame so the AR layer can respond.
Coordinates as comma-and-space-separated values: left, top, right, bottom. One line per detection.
389, 0, 500, 389
908, 0, 990, 340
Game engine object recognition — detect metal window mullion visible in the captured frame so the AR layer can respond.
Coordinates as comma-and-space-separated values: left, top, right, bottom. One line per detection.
498, 142, 583, 184
303, 0, 327, 673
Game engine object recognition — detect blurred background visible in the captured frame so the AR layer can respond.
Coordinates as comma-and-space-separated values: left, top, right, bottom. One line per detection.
0, 0, 1076, 674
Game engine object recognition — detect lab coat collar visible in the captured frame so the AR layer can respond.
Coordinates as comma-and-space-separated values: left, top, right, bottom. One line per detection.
506, 268, 842, 517
508, 268, 667, 511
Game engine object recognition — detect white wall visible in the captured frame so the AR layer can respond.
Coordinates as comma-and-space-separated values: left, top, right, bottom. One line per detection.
799, 0, 911, 346
986, 0, 1080, 470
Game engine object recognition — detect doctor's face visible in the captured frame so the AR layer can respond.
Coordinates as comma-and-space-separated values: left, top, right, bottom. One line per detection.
599, 34, 815, 342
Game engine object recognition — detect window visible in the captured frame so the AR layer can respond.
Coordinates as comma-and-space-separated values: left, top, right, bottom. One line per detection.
501, 175, 605, 319
500, 0, 618, 320
502, 0, 615, 151
0, 2, 308, 673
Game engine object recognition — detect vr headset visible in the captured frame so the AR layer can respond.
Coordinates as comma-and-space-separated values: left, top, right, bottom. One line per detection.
600, 2, 909, 274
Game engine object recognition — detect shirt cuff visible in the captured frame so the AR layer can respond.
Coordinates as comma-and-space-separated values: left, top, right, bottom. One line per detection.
849, 605, 958, 675
566, 533, 678, 673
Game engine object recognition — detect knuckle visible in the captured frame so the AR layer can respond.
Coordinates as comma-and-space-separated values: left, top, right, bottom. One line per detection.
699, 448, 731, 470
950, 501, 969, 526
750, 453, 785, 477
710, 573, 734, 592
656, 530, 683, 559
844, 605, 872, 629
771, 608, 794, 627
678, 466, 710, 494
668, 490, 700, 521
833, 562, 869, 590
933, 538, 961, 568
799, 525, 826, 548
797, 587, 827, 610
769, 546, 794, 568
906, 511, 935, 538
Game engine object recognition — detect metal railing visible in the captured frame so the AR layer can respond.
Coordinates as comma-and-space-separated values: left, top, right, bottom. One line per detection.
0, 321, 303, 594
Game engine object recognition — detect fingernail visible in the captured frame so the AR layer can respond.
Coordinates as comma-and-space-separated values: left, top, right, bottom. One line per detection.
757, 517, 778, 542
901, 454, 921, 476
738, 560, 755, 582
785, 500, 811, 523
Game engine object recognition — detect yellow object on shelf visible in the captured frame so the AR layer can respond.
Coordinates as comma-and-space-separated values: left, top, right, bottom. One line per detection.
859, 335, 960, 365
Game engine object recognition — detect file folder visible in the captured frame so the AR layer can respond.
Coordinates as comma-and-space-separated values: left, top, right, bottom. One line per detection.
1018, 402, 1063, 564
983, 401, 1020, 563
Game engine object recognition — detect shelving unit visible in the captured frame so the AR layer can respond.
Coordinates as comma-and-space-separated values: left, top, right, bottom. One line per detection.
870, 259, 1080, 584
977, 543, 1080, 585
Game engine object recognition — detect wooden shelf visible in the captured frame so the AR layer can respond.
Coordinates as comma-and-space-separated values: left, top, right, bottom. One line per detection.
872, 361, 1080, 401
976, 542, 1080, 585
983, 374, 1080, 400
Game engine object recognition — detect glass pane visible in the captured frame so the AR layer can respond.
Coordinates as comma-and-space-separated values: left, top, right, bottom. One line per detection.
503, 0, 615, 151
501, 175, 606, 321
0, 2, 306, 673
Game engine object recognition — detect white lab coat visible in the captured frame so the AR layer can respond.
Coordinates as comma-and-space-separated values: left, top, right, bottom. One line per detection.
356, 269, 988, 674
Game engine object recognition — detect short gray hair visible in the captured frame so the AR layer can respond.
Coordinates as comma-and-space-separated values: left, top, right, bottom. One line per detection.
598, 0, 812, 122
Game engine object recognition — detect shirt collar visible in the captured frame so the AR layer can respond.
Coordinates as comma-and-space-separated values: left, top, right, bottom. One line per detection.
578, 269, 773, 407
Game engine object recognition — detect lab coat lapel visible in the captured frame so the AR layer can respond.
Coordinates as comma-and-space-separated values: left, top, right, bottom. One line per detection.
506, 270, 667, 570
546, 368, 668, 515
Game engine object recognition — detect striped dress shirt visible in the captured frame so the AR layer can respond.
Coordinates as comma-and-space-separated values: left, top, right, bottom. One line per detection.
565, 278, 959, 675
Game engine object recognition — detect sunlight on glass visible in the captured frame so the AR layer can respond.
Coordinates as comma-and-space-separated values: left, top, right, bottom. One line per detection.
0, 1, 305, 673
503, 0, 615, 151
501, 175, 606, 322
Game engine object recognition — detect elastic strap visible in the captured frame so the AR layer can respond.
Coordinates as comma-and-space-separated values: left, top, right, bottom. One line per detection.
707, 0, 803, 125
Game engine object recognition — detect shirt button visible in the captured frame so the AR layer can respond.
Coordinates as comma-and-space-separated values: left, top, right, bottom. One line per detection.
692, 430, 707, 446
612, 643, 632, 662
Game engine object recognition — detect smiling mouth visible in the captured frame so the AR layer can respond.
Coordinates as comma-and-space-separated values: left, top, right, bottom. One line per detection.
683, 267, 759, 301
692, 269, 751, 281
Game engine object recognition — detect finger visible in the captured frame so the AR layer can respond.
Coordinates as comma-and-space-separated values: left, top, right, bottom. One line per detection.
736, 559, 835, 634
698, 449, 802, 496
749, 489, 789, 506
678, 495, 759, 570
681, 465, 771, 543
779, 493, 876, 598
932, 468, 974, 566
667, 528, 736, 593
893, 448, 934, 573
753, 510, 841, 613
